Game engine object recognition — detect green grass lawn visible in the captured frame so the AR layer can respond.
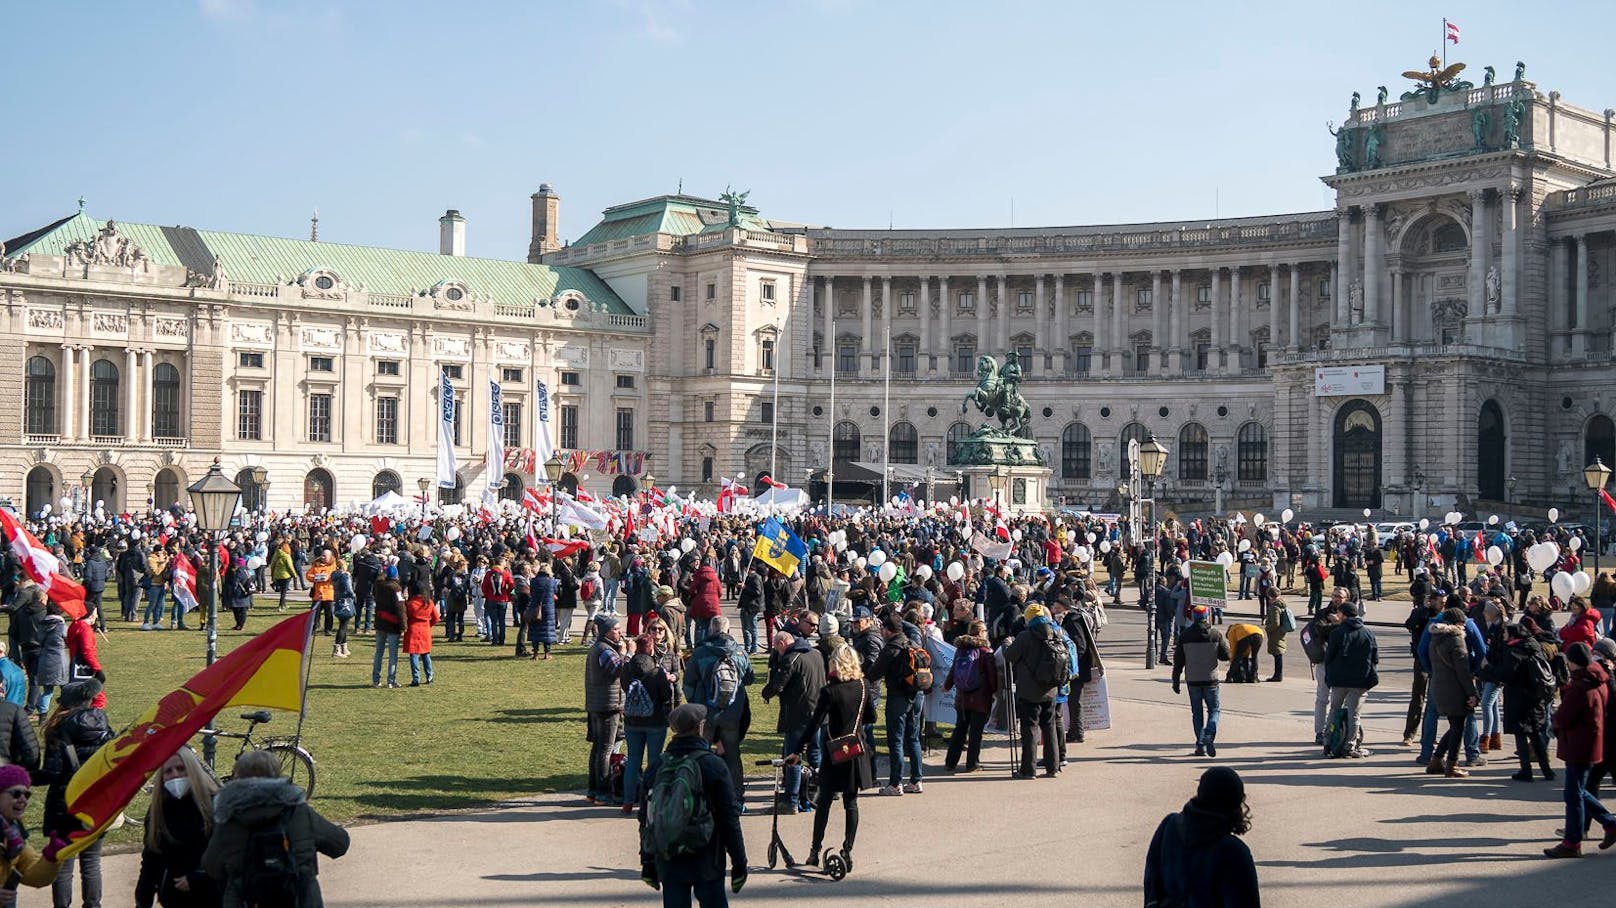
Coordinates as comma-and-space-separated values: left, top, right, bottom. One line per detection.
13, 592, 783, 847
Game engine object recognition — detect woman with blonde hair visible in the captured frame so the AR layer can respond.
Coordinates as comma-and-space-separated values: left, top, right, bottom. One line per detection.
134, 746, 221, 908
789, 644, 875, 870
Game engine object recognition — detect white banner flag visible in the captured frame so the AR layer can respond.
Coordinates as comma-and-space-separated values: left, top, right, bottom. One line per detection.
487, 380, 504, 498
436, 368, 458, 489
533, 378, 555, 466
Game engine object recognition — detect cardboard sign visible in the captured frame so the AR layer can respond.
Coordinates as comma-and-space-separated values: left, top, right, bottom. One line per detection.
1188, 560, 1228, 612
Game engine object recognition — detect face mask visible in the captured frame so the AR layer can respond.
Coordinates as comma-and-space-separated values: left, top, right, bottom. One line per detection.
164, 778, 191, 800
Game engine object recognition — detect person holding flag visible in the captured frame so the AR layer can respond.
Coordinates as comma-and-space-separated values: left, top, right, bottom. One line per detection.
752, 518, 808, 578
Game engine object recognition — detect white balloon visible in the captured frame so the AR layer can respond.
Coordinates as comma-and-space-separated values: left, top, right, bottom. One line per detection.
349, 534, 366, 552
891, 496, 901, 507
680, 538, 697, 553
1086, 533, 1098, 544
1253, 513, 1265, 527
834, 540, 847, 552
1216, 551, 1235, 568
1362, 508, 1372, 518
1548, 507, 1560, 523
878, 562, 898, 583
1488, 514, 1499, 526
1418, 518, 1430, 531
446, 526, 462, 542
855, 556, 867, 569
1076, 546, 1092, 563
40, 504, 50, 515
949, 496, 959, 506
1099, 540, 1112, 553
1573, 571, 1593, 596
1486, 545, 1503, 566
868, 550, 887, 568
915, 565, 933, 580
1281, 508, 1295, 523
946, 561, 965, 582
1011, 529, 1023, 542
1552, 571, 1575, 601
1238, 539, 1251, 552
246, 555, 265, 571
1527, 541, 1561, 572
1569, 536, 1583, 552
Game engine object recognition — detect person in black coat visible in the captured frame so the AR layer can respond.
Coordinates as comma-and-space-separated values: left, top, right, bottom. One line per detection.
135, 746, 223, 908
0, 687, 39, 770
789, 643, 875, 870
762, 631, 827, 813
1144, 766, 1261, 907
39, 680, 115, 908
116, 541, 147, 622
639, 704, 748, 903
1481, 623, 1556, 781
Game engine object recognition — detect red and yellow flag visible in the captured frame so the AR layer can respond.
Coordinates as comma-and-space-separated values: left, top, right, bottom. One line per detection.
57, 612, 310, 859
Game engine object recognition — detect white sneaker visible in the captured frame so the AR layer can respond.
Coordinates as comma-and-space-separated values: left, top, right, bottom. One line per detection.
139, 623, 151, 631
901, 782, 923, 794
878, 784, 904, 797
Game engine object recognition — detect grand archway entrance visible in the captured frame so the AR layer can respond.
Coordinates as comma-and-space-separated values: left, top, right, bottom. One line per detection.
1477, 400, 1506, 500
1333, 399, 1381, 509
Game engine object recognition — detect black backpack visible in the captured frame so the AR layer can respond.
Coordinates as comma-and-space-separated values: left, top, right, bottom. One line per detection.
238, 805, 303, 908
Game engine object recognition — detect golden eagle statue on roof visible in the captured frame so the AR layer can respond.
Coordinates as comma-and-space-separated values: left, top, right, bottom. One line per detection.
1401, 53, 1472, 103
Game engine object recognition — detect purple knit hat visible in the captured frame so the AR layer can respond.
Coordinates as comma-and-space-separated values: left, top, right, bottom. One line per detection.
0, 764, 32, 791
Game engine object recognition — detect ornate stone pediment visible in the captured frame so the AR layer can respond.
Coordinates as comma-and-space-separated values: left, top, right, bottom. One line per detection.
299, 269, 346, 300
64, 220, 147, 268
428, 280, 476, 311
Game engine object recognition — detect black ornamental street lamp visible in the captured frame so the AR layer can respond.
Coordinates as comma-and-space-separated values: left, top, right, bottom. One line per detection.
187, 459, 241, 768
544, 453, 566, 535
1585, 457, 1611, 573
1135, 433, 1169, 669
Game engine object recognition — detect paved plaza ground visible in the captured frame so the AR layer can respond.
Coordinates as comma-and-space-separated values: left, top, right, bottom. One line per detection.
97, 594, 1615, 906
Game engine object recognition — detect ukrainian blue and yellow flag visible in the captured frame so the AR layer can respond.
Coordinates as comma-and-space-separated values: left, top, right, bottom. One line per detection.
753, 517, 808, 576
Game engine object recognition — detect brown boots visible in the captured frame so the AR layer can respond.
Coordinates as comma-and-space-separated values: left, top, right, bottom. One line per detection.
1479, 731, 1505, 753
1427, 756, 1468, 777
1426, 756, 1446, 775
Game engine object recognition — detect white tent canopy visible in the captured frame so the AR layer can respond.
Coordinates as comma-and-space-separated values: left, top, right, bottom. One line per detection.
364, 490, 409, 515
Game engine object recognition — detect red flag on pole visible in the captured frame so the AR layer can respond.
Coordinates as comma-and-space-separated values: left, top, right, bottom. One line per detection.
0, 508, 86, 619
1445, 20, 1460, 44
1599, 488, 1616, 514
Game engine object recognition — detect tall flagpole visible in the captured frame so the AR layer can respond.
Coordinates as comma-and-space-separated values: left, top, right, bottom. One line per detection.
882, 322, 891, 508
827, 330, 835, 513
1441, 18, 1448, 68
770, 320, 780, 481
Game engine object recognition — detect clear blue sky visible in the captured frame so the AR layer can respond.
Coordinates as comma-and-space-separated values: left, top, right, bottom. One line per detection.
5, 1, 1612, 261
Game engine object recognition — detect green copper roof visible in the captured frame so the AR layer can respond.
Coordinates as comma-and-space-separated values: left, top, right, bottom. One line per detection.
5, 211, 632, 313
572, 194, 772, 247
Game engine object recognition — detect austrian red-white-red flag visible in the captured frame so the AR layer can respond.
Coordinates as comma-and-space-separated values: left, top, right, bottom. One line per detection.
171, 549, 200, 613
0, 508, 86, 618
521, 487, 550, 516
543, 538, 591, 559
1445, 19, 1460, 44
761, 475, 787, 490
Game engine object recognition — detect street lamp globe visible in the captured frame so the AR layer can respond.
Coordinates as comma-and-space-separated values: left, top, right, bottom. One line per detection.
187, 459, 242, 533
417, 477, 431, 494
79, 469, 93, 490
1138, 433, 1170, 479
543, 453, 566, 484
1585, 457, 1611, 491
643, 473, 656, 491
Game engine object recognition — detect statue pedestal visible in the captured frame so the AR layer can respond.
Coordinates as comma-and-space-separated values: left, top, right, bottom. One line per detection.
959, 463, 1053, 515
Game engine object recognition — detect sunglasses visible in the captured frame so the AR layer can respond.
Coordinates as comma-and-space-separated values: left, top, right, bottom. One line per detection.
3, 788, 30, 799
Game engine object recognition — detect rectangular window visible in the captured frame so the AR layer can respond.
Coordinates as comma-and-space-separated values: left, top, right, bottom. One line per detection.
898, 292, 915, 314
615, 408, 634, 450
706, 282, 716, 301
670, 285, 682, 302
704, 339, 716, 371
441, 364, 464, 381
503, 401, 522, 449
1016, 344, 1034, 367
704, 400, 715, 422
237, 390, 261, 440
896, 342, 916, 375
501, 367, 524, 384
1319, 278, 1331, 299
1017, 291, 1034, 312
1195, 342, 1210, 372
1136, 289, 1153, 307
376, 396, 398, 445
1197, 286, 1211, 304
1074, 290, 1093, 311
376, 360, 401, 376
1256, 342, 1269, 369
760, 339, 775, 372
615, 374, 636, 389
560, 371, 581, 387
1073, 346, 1092, 376
1135, 345, 1151, 373
559, 405, 579, 449
452, 392, 464, 445
309, 356, 334, 373
837, 344, 857, 374
1012, 478, 1027, 505
701, 457, 714, 483
954, 342, 977, 375
308, 393, 331, 442
1257, 283, 1271, 301
958, 292, 975, 312
760, 401, 774, 424
760, 279, 776, 303
237, 351, 264, 368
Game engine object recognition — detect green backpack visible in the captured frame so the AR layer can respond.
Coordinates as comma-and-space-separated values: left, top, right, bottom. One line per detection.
641, 754, 715, 861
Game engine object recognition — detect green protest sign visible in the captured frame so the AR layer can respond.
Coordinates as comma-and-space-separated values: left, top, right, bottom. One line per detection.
1188, 560, 1227, 612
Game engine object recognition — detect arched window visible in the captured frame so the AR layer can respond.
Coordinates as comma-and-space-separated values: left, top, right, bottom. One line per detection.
89, 359, 120, 437
1477, 401, 1506, 500
25, 466, 54, 518
1119, 422, 1149, 479
153, 467, 182, 510
946, 422, 972, 465
1061, 423, 1092, 480
90, 467, 120, 513
437, 474, 465, 505
234, 468, 266, 513
25, 356, 55, 435
304, 468, 334, 512
833, 422, 860, 463
1586, 414, 1615, 474
152, 362, 182, 439
889, 422, 918, 464
506, 473, 528, 501
371, 470, 402, 500
1237, 423, 1268, 483
1178, 422, 1209, 481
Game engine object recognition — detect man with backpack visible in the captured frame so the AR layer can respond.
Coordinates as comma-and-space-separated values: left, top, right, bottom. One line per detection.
682, 616, 755, 813
1301, 593, 1345, 745
1172, 604, 1231, 757
201, 748, 349, 908
1322, 601, 1378, 758
1005, 603, 1067, 778
640, 703, 748, 907
762, 629, 826, 813
870, 612, 931, 795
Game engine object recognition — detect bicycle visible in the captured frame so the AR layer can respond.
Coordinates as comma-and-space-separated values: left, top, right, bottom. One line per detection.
200, 709, 318, 798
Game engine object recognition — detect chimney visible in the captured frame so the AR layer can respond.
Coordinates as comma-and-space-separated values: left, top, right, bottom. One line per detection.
527, 183, 559, 263
438, 209, 465, 256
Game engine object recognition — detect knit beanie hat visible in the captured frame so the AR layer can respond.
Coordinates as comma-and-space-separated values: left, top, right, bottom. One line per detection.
0, 764, 32, 791
1195, 766, 1245, 815
1594, 637, 1616, 663
58, 679, 102, 710
1566, 641, 1593, 668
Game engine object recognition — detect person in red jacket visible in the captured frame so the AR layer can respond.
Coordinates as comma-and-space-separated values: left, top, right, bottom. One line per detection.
1559, 597, 1602, 652
481, 556, 514, 647
683, 558, 723, 646
403, 577, 440, 687
64, 611, 107, 710
1543, 643, 1616, 858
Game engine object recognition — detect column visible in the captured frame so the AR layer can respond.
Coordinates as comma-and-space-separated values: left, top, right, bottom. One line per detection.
1209, 268, 1223, 371
124, 347, 138, 442
938, 276, 951, 375
1169, 270, 1184, 373
79, 344, 92, 438
1391, 268, 1405, 342
1150, 270, 1164, 373
1091, 272, 1106, 370
1288, 264, 1302, 350
918, 275, 932, 369
1227, 265, 1243, 373
1386, 372, 1407, 491
1032, 275, 1045, 376
1501, 184, 1520, 317
881, 275, 893, 366
1575, 234, 1590, 355
142, 350, 156, 441
1109, 273, 1124, 374
59, 344, 75, 441
1053, 274, 1067, 375
1335, 208, 1351, 325
860, 277, 873, 373
1550, 239, 1570, 352
997, 274, 1011, 352
1467, 189, 1488, 323
1267, 264, 1282, 358
821, 277, 834, 378
976, 275, 989, 356
1363, 204, 1382, 327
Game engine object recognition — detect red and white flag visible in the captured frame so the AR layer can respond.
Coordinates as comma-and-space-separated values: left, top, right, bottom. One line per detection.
171, 549, 200, 613
521, 487, 550, 516
543, 538, 591, 559
1445, 19, 1460, 44
761, 475, 787, 490
717, 478, 750, 514
0, 509, 86, 619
